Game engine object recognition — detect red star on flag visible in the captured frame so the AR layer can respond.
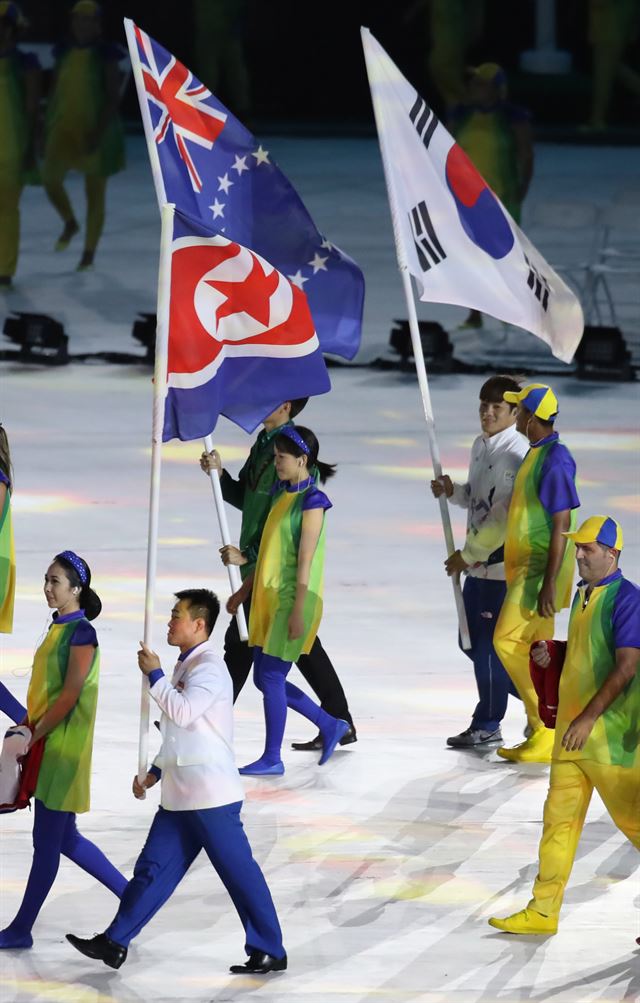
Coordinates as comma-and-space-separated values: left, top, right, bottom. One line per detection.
206, 252, 280, 327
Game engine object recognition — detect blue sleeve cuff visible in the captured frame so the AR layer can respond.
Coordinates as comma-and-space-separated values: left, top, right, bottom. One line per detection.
148, 668, 164, 687
149, 764, 162, 780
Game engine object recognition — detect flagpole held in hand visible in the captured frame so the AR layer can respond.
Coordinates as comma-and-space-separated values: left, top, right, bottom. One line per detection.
203, 434, 248, 641
138, 203, 175, 788
362, 26, 471, 649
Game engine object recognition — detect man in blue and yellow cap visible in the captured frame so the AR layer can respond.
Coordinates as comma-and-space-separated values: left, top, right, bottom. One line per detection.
489, 515, 640, 934
493, 383, 580, 762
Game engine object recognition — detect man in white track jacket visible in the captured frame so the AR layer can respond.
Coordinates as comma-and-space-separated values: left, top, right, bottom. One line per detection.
432, 375, 528, 748
67, 588, 286, 976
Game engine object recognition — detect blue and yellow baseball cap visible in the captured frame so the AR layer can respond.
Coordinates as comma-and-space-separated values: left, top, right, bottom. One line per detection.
503, 383, 559, 422
563, 515, 624, 551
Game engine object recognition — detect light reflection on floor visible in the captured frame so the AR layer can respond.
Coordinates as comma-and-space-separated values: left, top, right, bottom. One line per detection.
2, 168, 639, 1003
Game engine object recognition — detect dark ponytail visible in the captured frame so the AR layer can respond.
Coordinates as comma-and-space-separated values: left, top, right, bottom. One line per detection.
54, 552, 102, 621
274, 425, 337, 483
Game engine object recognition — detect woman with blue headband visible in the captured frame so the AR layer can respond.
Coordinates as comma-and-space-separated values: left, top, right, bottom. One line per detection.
0, 550, 126, 949
227, 426, 349, 775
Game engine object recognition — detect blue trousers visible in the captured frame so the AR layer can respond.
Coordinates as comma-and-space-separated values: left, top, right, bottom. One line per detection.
4, 799, 126, 938
460, 576, 519, 733
107, 802, 284, 959
253, 647, 336, 765
0, 681, 26, 724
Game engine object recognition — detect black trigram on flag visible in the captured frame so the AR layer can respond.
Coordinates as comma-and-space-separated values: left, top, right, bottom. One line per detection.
409, 201, 446, 272
409, 94, 440, 149
524, 254, 550, 311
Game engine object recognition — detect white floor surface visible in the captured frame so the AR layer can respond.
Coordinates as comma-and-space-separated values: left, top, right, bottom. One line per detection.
0, 136, 639, 1003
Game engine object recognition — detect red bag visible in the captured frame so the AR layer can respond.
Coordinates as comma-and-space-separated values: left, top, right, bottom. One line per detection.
0, 727, 45, 812
529, 640, 567, 728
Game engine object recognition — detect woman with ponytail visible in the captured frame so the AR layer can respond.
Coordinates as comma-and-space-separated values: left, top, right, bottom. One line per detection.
0, 550, 126, 949
227, 427, 349, 776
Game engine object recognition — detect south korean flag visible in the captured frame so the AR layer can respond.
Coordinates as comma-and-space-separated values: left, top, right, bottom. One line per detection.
362, 28, 583, 364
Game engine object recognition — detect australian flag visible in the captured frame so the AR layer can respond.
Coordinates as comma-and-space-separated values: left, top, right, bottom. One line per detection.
164, 208, 331, 441
126, 20, 364, 360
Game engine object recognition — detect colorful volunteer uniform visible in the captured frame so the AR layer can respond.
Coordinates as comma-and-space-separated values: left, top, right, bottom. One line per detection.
554, 570, 640, 768
221, 424, 355, 731
0, 468, 15, 633
243, 477, 347, 772
27, 610, 99, 813
43, 41, 125, 179
0, 608, 125, 948
528, 570, 640, 920
221, 420, 294, 581
249, 478, 331, 662
495, 432, 580, 730
450, 424, 528, 733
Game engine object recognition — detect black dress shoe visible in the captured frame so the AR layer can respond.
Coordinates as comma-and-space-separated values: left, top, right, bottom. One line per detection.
229, 949, 287, 974
66, 932, 128, 970
291, 726, 357, 751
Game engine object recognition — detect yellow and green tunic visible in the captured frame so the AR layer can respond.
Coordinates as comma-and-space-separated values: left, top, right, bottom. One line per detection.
26, 610, 99, 814
43, 41, 125, 178
220, 420, 295, 582
249, 478, 332, 662
0, 468, 15, 633
504, 432, 579, 612
554, 570, 640, 769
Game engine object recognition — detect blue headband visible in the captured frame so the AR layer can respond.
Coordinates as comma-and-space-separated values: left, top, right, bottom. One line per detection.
278, 426, 310, 455
57, 550, 87, 585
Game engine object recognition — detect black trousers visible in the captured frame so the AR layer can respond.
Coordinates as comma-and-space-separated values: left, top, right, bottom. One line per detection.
224, 602, 354, 729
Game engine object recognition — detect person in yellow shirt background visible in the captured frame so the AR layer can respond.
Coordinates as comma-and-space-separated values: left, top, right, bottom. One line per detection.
41, 0, 124, 272
0, 1, 40, 287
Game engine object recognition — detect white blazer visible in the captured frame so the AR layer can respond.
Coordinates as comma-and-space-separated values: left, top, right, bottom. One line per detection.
149, 640, 244, 811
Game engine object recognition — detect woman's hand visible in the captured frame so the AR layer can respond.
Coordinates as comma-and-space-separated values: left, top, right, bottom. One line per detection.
200, 449, 222, 475
288, 606, 304, 640
219, 545, 247, 567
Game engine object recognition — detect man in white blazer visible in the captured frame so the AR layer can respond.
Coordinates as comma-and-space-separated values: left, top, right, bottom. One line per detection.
66, 589, 286, 975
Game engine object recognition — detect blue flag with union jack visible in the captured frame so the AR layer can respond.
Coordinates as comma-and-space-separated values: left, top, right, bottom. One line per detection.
163, 208, 331, 440
127, 20, 364, 361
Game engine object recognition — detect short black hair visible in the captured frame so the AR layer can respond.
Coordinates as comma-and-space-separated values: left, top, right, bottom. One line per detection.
174, 589, 220, 636
479, 374, 521, 404
288, 397, 308, 419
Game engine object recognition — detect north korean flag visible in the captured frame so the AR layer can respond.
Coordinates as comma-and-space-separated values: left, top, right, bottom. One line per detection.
163, 209, 331, 441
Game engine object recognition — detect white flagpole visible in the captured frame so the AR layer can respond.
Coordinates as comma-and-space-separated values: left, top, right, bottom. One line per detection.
123, 17, 167, 208
138, 202, 175, 782
202, 435, 248, 641
362, 28, 471, 649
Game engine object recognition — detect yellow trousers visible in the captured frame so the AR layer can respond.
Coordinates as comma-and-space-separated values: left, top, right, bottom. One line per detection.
0, 175, 22, 277
493, 597, 554, 731
42, 156, 106, 254
529, 759, 640, 919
